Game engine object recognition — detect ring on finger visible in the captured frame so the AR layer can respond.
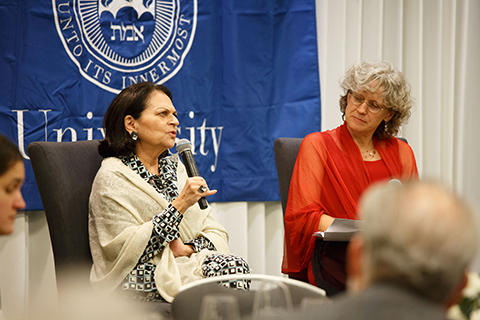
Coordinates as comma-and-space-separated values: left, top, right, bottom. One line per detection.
198, 185, 207, 193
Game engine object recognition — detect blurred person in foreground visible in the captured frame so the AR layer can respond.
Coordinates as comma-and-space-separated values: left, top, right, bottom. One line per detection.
282, 60, 418, 295
23, 273, 163, 320
0, 134, 26, 235
89, 82, 250, 308
293, 180, 478, 320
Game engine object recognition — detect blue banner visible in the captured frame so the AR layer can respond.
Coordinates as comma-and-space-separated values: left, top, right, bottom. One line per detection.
0, 0, 321, 210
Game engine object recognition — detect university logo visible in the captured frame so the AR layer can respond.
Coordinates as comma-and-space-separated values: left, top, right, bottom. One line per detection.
53, 0, 197, 93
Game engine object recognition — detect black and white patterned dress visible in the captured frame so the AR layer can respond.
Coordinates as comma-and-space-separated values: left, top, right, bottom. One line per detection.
118, 153, 250, 302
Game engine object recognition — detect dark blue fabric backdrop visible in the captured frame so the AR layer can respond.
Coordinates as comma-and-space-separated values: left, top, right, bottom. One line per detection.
0, 0, 321, 210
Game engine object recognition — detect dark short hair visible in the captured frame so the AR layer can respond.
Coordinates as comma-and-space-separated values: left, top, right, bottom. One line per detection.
98, 82, 173, 158
0, 134, 23, 176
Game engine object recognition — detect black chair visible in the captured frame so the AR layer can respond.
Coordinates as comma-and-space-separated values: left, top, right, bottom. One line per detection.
274, 138, 310, 283
273, 138, 303, 217
28, 140, 173, 318
27, 140, 103, 295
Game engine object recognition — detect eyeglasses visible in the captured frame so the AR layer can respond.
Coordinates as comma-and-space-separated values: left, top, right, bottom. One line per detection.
349, 92, 385, 114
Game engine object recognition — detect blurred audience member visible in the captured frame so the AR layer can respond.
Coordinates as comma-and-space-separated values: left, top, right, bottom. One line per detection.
289, 180, 478, 320
0, 134, 25, 235
23, 270, 166, 320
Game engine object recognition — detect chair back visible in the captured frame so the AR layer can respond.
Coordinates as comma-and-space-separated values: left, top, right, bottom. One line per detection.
27, 140, 103, 291
172, 274, 326, 320
273, 138, 303, 216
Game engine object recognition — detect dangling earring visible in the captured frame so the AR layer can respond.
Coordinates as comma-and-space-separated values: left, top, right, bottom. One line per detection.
130, 131, 138, 141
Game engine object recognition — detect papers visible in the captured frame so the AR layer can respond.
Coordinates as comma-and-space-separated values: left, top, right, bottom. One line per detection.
313, 218, 362, 241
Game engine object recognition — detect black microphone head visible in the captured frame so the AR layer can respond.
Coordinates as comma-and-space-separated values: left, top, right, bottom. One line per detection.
176, 139, 192, 154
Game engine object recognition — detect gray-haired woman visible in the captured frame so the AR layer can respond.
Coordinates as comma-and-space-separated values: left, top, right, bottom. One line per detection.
282, 60, 418, 296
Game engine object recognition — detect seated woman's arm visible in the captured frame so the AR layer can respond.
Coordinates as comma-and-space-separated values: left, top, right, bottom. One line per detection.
318, 213, 335, 232
137, 203, 188, 262
167, 176, 218, 257
169, 239, 194, 257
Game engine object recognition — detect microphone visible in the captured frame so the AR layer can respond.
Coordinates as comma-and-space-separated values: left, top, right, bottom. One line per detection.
176, 139, 208, 210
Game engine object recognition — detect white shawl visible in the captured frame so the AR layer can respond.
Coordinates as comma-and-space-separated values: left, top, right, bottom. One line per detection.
88, 154, 230, 302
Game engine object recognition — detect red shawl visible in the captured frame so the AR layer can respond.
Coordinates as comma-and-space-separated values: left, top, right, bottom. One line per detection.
282, 123, 418, 275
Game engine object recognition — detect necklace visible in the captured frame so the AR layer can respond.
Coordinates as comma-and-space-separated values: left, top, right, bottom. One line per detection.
363, 148, 377, 160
